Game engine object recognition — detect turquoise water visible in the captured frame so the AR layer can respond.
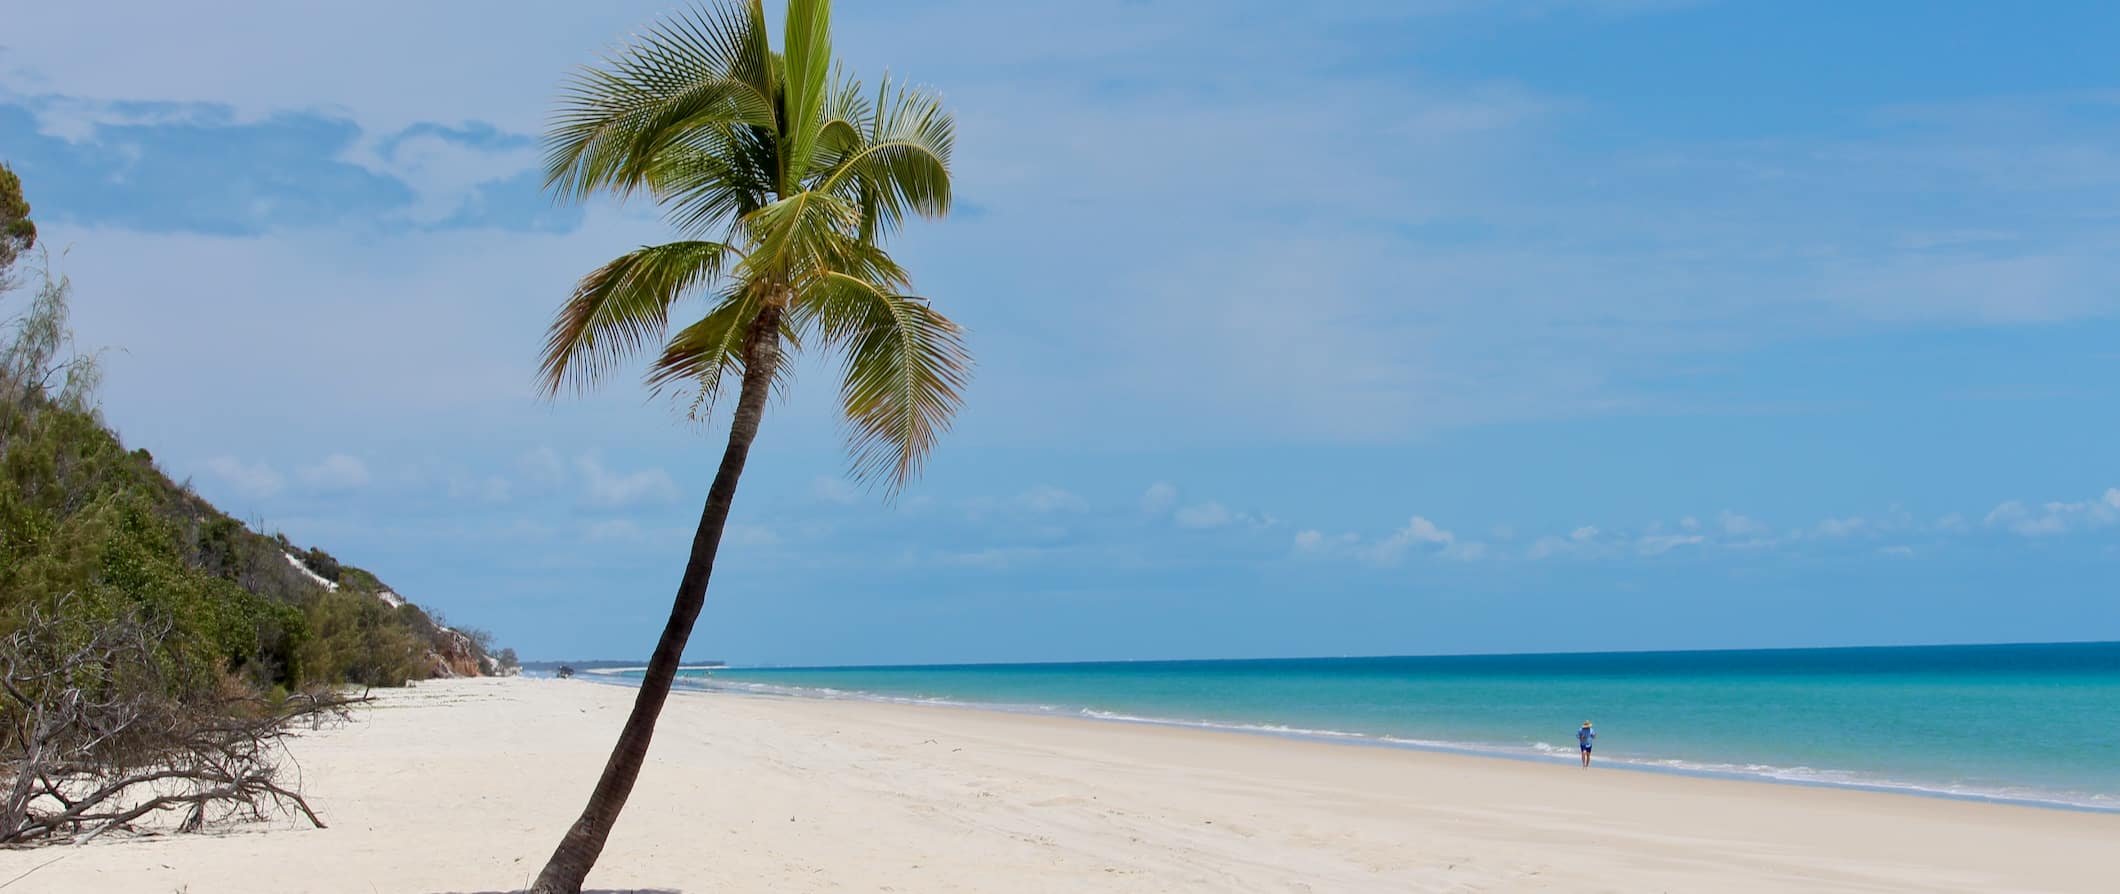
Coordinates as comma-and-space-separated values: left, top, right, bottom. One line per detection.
659, 643, 2120, 811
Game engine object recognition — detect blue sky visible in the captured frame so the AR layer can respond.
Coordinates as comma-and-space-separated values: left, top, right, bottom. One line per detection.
4, 0, 2118, 664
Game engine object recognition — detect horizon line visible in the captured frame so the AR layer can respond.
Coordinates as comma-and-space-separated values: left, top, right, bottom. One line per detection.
544, 637, 2120, 673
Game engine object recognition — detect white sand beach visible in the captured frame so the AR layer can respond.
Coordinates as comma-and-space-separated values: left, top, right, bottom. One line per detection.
5, 676, 2112, 893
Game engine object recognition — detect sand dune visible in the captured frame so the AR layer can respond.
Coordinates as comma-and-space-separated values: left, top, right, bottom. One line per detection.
5, 676, 2111, 893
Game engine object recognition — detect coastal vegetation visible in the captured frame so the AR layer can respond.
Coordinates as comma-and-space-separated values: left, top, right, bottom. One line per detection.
0, 164, 499, 842
526, 1, 969, 889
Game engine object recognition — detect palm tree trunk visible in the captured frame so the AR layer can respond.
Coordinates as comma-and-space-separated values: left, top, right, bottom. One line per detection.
530, 306, 783, 894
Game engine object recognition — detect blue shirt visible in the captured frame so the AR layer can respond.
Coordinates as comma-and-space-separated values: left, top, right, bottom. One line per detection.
1577, 727, 1595, 746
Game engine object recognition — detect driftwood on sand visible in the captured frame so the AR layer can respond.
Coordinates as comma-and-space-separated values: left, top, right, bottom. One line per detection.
0, 600, 367, 845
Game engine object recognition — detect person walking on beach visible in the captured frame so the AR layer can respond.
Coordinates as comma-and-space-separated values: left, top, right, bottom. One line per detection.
1577, 721, 1596, 768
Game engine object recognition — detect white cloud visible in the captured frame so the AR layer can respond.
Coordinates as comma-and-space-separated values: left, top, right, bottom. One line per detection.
1718, 511, 1766, 537
203, 456, 283, 498
519, 447, 566, 487
1387, 516, 1455, 547
15, 94, 224, 142
576, 454, 678, 508
346, 129, 539, 224
1983, 489, 2120, 537
1367, 516, 1468, 563
1636, 533, 1705, 556
725, 524, 780, 548
299, 453, 370, 491
1140, 481, 1179, 515
446, 474, 511, 503
584, 519, 645, 542
1985, 501, 2060, 537
1301, 487, 2120, 565
1526, 525, 1608, 560
921, 546, 1060, 570
1171, 499, 1275, 530
1293, 529, 1359, 555
1017, 485, 1087, 514
1813, 516, 1867, 538
811, 476, 859, 504
957, 485, 1089, 521
1525, 536, 1570, 560
1175, 501, 1234, 529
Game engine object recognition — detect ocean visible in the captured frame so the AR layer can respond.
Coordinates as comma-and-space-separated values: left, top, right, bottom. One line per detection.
654, 642, 2120, 812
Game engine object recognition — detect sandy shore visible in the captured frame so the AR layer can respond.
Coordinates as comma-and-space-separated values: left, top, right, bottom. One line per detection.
5, 676, 2112, 893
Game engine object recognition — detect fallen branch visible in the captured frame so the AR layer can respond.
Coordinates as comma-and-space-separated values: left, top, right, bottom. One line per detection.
0, 600, 366, 844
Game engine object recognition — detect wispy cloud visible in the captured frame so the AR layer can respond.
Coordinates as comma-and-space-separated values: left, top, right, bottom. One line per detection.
345, 122, 540, 225
1636, 532, 1704, 556
1175, 501, 1236, 529
1812, 516, 1868, 539
1718, 512, 1767, 537
1984, 488, 2120, 537
1139, 481, 1179, 515
298, 453, 370, 491
519, 447, 566, 487
959, 485, 1089, 520
203, 455, 283, 498
1017, 485, 1088, 514
811, 476, 859, 504
1526, 525, 1603, 560
1296, 515, 1483, 564
575, 454, 677, 509
1291, 486, 2120, 566
445, 474, 512, 504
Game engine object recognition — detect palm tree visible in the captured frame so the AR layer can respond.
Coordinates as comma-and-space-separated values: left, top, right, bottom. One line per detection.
527, 1, 967, 890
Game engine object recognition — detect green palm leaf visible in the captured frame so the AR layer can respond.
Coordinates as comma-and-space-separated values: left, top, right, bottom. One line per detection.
655, 126, 778, 236
641, 285, 799, 413
537, 240, 734, 396
736, 189, 860, 278
777, 0, 836, 194
818, 79, 954, 238
799, 271, 970, 492
545, 0, 777, 200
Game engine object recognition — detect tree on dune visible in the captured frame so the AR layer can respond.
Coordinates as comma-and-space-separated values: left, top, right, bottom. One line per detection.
1, 162, 36, 283
526, 1, 969, 890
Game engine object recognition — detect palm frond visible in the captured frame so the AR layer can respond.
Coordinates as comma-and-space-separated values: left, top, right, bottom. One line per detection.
537, 240, 734, 396
811, 68, 874, 170
797, 270, 970, 494
642, 286, 795, 414
736, 189, 860, 278
653, 126, 779, 237
545, 0, 778, 200
817, 78, 953, 238
777, 0, 836, 194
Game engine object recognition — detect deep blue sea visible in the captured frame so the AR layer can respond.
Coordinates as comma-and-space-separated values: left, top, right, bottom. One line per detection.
654, 642, 2120, 812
